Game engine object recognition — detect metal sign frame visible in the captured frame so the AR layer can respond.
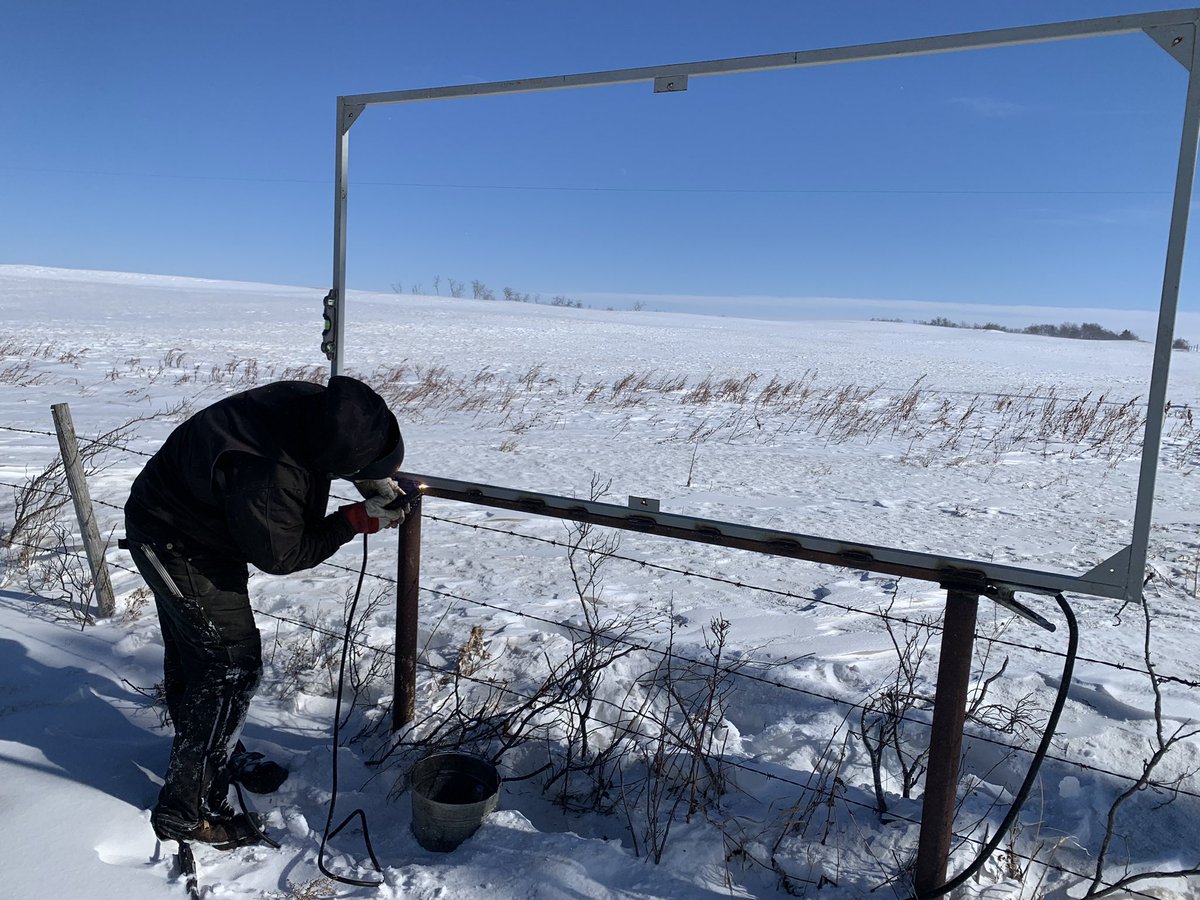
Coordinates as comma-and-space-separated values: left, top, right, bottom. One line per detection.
330, 9, 1200, 603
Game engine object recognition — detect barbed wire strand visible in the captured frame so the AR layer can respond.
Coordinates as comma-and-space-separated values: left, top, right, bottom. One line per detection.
410, 579, 1200, 802
301, 548, 1200, 804
14, 524, 1192, 806
7, 495, 1200, 803
5, 442, 1199, 777
421, 512, 1200, 690
9, 468, 1193, 693
0, 478, 128, 513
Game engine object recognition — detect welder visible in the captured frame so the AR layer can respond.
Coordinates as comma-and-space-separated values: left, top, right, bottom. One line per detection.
124, 375, 409, 849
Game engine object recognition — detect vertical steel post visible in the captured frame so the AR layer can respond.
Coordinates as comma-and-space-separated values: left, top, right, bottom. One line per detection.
1129, 24, 1200, 601
914, 587, 979, 896
330, 98, 353, 377
392, 496, 422, 730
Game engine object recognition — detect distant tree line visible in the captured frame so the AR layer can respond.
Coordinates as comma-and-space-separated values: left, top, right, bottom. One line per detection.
871, 316, 1198, 349
385, 285, 1195, 341
916, 317, 1140, 342
391, 276, 591, 309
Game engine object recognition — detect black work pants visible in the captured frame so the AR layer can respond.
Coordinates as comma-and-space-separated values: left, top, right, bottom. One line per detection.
128, 543, 262, 828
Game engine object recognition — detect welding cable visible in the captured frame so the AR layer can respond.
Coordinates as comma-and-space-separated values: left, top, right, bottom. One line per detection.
918, 592, 1079, 899
317, 533, 385, 888
232, 780, 280, 849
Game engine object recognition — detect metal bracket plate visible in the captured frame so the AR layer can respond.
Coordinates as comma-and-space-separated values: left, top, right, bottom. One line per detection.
1145, 23, 1196, 69
654, 74, 688, 93
1082, 544, 1132, 585
341, 101, 366, 133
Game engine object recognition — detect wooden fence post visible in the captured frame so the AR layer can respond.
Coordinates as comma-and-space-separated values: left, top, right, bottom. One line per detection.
50, 402, 116, 618
913, 586, 980, 897
392, 495, 422, 730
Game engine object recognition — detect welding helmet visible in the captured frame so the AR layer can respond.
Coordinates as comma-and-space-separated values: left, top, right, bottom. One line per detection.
352, 414, 405, 480
311, 375, 405, 479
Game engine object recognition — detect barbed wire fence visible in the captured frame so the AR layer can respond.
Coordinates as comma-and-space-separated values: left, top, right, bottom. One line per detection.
2, 458, 1198, 691
1, 409, 1197, 897
3, 419, 1199, 750
0, 524, 1182, 899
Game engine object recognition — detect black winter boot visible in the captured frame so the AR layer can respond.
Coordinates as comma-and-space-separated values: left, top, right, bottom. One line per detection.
228, 740, 288, 794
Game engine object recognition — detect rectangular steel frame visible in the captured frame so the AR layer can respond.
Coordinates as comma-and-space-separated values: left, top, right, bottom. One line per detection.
332, 10, 1200, 604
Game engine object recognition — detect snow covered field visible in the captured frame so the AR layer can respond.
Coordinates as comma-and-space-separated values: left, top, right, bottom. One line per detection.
1, 264, 1198, 899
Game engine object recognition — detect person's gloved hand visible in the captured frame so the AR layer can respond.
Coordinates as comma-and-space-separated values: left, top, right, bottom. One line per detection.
341, 492, 407, 534
366, 492, 408, 528
354, 477, 401, 502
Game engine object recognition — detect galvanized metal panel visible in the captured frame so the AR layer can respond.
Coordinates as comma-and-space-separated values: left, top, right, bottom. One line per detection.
332, 9, 1200, 602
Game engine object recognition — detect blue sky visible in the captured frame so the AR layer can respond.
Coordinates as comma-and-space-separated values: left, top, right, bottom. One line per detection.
4, 1, 1199, 328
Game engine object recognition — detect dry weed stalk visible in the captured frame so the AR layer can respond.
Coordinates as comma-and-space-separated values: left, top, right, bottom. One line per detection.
363, 497, 741, 866
12, 327, 1183, 469
23, 522, 104, 625
858, 604, 936, 812
3, 406, 183, 575
765, 722, 856, 896
1081, 599, 1200, 898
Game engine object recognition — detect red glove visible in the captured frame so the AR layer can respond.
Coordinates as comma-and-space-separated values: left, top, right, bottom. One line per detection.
341, 501, 381, 535
341, 496, 408, 535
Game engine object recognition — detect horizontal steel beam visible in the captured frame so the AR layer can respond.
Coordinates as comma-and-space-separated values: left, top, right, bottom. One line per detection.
343, 10, 1198, 110
403, 473, 1125, 601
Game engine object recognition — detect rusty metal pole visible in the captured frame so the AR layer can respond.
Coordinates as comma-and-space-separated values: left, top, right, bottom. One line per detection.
392, 496, 422, 731
914, 586, 979, 897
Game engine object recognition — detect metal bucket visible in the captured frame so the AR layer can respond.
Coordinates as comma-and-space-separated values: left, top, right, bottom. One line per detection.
410, 752, 500, 852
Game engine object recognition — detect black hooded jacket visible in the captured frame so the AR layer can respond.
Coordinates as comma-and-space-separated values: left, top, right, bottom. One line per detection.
125, 377, 400, 575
